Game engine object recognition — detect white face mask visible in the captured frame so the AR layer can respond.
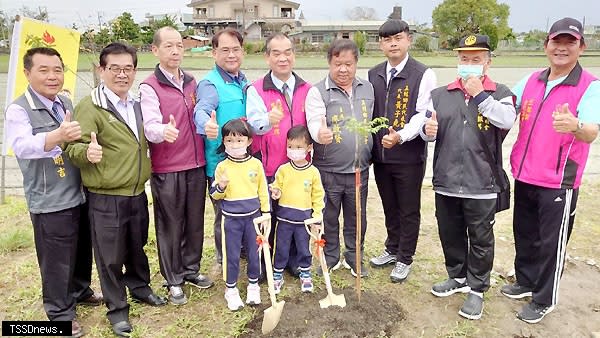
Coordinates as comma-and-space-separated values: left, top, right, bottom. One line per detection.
225, 146, 247, 158
287, 148, 307, 161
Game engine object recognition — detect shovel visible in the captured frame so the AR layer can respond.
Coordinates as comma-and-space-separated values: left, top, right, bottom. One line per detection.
253, 214, 285, 334
304, 217, 346, 309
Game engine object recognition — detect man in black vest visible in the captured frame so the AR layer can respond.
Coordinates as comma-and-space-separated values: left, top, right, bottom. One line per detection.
426, 35, 516, 320
367, 19, 437, 283
5, 47, 102, 337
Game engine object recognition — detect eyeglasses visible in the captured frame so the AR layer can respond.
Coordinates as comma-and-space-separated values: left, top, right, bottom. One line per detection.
106, 65, 135, 75
217, 47, 243, 55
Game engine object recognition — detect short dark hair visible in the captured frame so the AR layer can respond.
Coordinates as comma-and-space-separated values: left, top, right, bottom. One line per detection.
152, 26, 179, 46
212, 28, 243, 48
265, 32, 293, 54
327, 39, 359, 63
23, 47, 64, 71
378, 19, 410, 38
99, 42, 138, 68
287, 125, 312, 146
217, 118, 253, 154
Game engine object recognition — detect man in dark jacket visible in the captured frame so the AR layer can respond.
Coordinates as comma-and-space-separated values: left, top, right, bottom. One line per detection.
426, 35, 516, 320
367, 19, 437, 283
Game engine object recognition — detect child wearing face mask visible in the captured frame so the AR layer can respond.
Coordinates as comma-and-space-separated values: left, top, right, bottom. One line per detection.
269, 125, 325, 294
209, 118, 270, 311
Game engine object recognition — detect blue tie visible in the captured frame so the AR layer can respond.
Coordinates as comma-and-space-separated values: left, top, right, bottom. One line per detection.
51, 101, 63, 123
388, 68, 397, 86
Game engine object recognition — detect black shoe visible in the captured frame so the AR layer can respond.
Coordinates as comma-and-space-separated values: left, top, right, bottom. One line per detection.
458, 292, 484, 320
131, 292, 167, 306
517, 301, 555, 324
185, 274, 214, 289
112, 320, 132, 337
501, 282, 533, 299
431, 278, 471, 297
77, 292, 103, 306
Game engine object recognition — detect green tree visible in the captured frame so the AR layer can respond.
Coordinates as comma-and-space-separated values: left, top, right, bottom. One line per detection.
140, 15, 180, 44
432, 0, 510, 49
413, 35, 432, 52
353, 31, 367, 55
479, 24, 499, 50
111, 12, 140, 42
523, 29, 547, 44
93, 28, 113, 47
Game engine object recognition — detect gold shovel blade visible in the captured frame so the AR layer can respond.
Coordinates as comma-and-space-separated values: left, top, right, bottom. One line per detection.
261, 300, 285, 334
319, 293, 346, 309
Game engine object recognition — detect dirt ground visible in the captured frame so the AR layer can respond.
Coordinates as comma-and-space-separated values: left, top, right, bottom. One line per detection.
1, 178, 600, 337
243, 290, 405, 338
241, 178, 600, 338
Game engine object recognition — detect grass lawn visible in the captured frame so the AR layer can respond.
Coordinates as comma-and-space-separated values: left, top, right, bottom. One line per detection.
2, 51, 600, 73
1, 178, 600, 337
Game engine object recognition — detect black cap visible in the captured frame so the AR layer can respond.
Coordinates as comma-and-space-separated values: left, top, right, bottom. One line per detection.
378, 19, 410, 37
453, 34, 491, 51
548, 17, 582, 40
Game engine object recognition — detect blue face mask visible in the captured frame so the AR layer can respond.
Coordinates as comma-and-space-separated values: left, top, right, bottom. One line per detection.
457, 64, 484, 80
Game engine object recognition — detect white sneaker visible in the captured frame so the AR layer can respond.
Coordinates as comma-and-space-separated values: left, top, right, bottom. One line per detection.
224, 287, 244, 311
246, 283, 261, 305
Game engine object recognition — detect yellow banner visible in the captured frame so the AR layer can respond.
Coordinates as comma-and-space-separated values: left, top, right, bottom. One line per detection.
3, 16, 80, 155
8, 16, 80, 102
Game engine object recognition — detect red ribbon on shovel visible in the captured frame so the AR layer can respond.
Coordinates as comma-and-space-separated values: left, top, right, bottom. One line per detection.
314, 238, 326, 256
256, 235, 269, 252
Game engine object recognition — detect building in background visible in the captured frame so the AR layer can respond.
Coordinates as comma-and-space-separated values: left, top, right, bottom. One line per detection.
184, 0, 300, 40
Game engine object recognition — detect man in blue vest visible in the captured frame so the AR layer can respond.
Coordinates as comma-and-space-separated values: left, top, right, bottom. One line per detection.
193, 28, 247, 267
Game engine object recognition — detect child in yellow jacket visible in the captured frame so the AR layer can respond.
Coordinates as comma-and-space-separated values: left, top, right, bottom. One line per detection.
270, 125, 325, 293
210, 118, 270, 311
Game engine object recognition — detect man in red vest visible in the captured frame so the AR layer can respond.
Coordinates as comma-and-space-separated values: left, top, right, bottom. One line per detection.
140, 27, 214, 306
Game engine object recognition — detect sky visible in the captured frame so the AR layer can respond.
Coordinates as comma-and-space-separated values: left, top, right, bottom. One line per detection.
1, 0, 600, 33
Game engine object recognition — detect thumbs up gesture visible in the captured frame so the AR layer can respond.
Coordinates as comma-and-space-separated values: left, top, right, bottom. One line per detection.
552, 103, 578, 134
59, 110, 82, 142
164, 114, 179, 143
425, 111, 438, 138
86, 132, 103, 164
217, 168, 229, 190
382, 126, 401, 149
205, 110, 219, 139
269, 99, 284, 126
317, 116, 333, 145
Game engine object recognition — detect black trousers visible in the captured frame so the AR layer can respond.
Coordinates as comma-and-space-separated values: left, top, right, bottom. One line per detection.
151, 168, 207, 286
30, 204, 93, 321
435, 193, 496, 293
88, 192, 152, 324
373, 162, 426, 265
207, 176, 223, 264
512, 180, 578, 306
320, 169, 369, 268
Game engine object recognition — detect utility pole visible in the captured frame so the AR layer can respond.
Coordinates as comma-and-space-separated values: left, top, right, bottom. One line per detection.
241, 0, 246, 33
